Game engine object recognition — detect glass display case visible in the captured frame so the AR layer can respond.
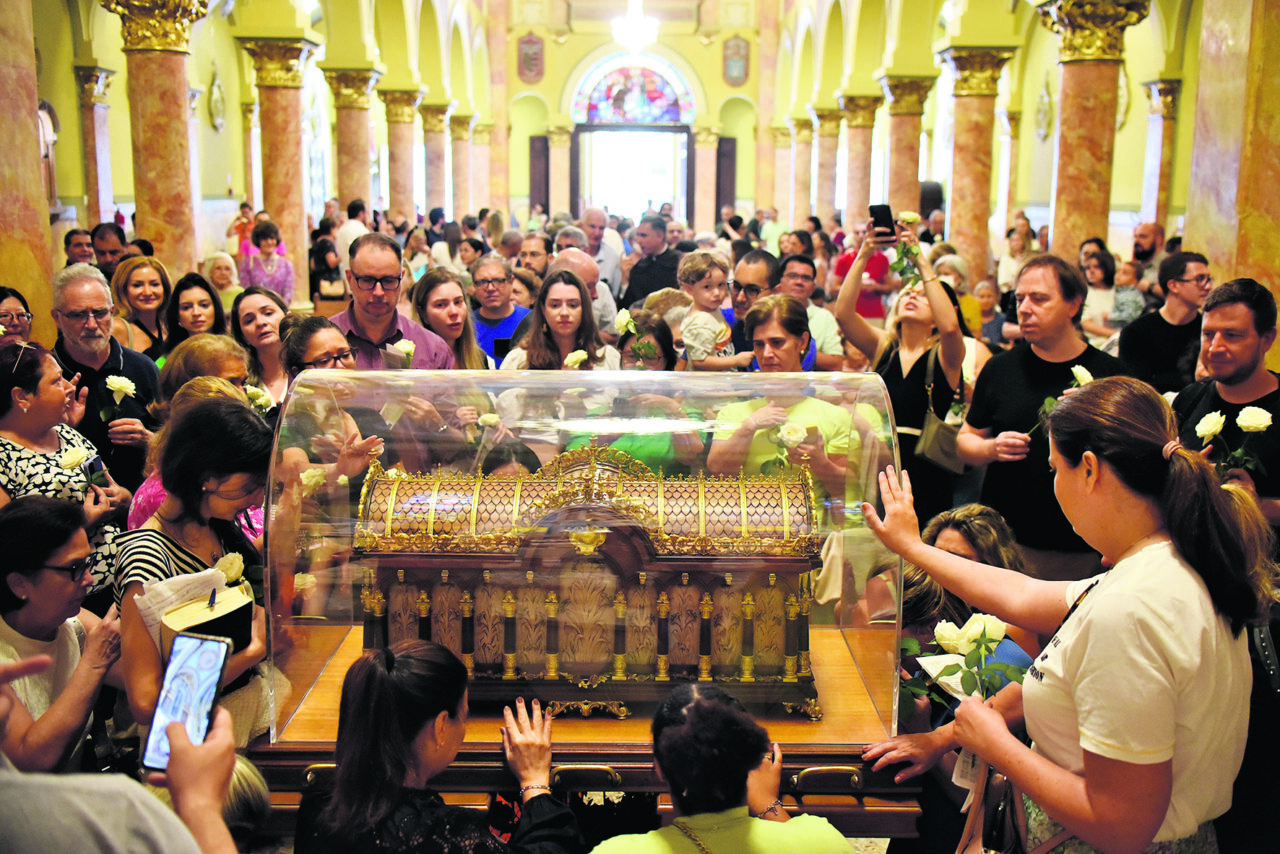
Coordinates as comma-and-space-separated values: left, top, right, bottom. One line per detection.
256, 369, 913, 833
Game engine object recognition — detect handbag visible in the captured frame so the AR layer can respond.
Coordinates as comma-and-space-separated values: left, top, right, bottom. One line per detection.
955, 758, 1073, 854
916, 346, 966, 475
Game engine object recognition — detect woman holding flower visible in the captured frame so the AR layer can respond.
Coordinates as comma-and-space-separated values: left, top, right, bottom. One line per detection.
0, 342, 130, 603
863, 377, 1273, 854
498, 269, 619, 372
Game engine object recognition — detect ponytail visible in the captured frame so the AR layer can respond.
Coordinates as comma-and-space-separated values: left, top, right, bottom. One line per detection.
1048, 377, 1273, 635
322, 641, 468, 836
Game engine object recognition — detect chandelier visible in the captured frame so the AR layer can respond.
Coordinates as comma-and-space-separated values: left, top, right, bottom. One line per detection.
611, 0, 660, 54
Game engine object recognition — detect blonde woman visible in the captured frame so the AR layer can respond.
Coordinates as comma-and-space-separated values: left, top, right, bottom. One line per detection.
110, 256, 172, 361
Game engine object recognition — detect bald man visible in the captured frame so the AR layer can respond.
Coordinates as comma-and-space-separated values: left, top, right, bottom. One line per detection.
581, 207, 624, 299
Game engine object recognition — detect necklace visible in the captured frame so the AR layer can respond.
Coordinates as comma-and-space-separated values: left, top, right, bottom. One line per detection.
157, 515, 224, 567
259, 253, 278, 274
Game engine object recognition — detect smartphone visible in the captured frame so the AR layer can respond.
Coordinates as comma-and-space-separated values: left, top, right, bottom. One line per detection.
868, 204, 896, 238
141, 631, 231, 772
83, 455, 106, 482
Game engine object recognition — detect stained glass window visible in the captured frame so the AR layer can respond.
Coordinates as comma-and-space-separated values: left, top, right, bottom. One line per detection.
581, 66, 687, 124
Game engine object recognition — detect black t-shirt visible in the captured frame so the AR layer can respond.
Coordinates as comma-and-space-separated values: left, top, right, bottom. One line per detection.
1117, 310, 1201, 394
965, 342, 1127, 551
620, 249, 679, 308
1173, 375, 1280, 502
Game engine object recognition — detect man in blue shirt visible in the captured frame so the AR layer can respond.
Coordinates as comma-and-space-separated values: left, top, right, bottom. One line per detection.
472, 255, 529, 361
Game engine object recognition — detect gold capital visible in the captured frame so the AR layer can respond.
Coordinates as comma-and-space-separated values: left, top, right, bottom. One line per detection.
812, 109, 842, 138
694, 127, 719, 147
100, 0, 208, 52
941, 48, 1015, 97
419, 103, 449, 133
241, 101, 258, 126
548, 125, 572, 146
838, 94, 882, 127
1143, 79, 1180, 118
1037, 0, 1151, 63
324, 69, 381, 110
380, 89, 423, 123
472, 122, 493, 145
239, 39, 316, 89
74, 66, 114, 108
450, 113, 474, 137
789, 116, 813, 144
879, 76, 936, 115
771, 125, 792, 146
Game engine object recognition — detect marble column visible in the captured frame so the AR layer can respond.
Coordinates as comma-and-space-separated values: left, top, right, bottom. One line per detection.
240, 102, 258, 207
693, 127, 719, 233
1002, 108, 1021, 222
879, 76, 935, 217
790, 117, 813, 225
324, 69, 379, 208
812, 109, 841, 221
239, 39, 316, 310
839, 95, 881, 219
0, 0, 54, 344
486, 0, 509, 212
1141, 80, 1179, 230
547, 125, 571, 216
75, 66, 115, 225
754, 0, 780, 211
419, 103, 449, 213
1038, 0, 1149, 261
450, 113, 473, 217
1185, 0, 1280, 341
471, 123, 492, 210
772, 125, 792, 225
102, 0, 206, 274
380, 90, 422, 222
942, 48, 1014, 287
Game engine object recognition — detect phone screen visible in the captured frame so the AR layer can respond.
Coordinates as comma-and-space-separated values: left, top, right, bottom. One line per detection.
868, 204, 895, 235
141, 632, 231, 771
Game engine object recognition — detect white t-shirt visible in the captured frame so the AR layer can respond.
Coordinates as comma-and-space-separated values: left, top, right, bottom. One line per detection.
1022, 540, 1250, 841
0, 613, 86, 771
806, 303, 842, 355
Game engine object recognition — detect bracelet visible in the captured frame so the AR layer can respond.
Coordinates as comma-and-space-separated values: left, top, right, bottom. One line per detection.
921, 275, 939, 284
519, 784, 552, 798
756, 799, 784, 819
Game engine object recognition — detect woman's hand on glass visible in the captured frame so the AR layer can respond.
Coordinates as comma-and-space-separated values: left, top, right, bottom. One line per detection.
862, 728, 953, 784
501, 697, 553, 795
861, 466, 924, 559
335, 431, 384, 479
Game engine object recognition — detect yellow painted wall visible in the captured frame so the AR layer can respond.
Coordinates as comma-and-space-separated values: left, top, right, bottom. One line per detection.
34, 0, 84, 211
189, 12, 249, 202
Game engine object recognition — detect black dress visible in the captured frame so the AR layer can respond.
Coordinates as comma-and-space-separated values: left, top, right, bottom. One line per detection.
876, 344, 960, 527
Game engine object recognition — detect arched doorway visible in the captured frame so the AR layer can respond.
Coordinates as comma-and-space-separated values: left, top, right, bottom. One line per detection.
568, 54, 697, 223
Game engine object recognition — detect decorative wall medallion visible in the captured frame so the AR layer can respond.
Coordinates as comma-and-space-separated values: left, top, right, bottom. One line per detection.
207, 65, 226, 132
1035, 73, 1054, 142
518, 33, 544, 84
723, 35, 749, 87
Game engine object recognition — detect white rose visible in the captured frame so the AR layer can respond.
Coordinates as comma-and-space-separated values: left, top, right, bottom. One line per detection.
962, 613, 1006, 647
932, 620, 973, 656
59, 447, 92, 469
214, 552, 244, 583
294, 572, 317, 594
1237, 406, 1272, 433
563, 350, 588, 369
105, 375, 137, 405
336, 474, 349, 487
778, 422, 807, 448
300, 468, 327, 496
1070, 365, 1094, 386
245, 385, 272, 407
1195, 411, 1226, 443
478, 413, 501, 428
392, 340, 416, 360
898, 211, 921, 225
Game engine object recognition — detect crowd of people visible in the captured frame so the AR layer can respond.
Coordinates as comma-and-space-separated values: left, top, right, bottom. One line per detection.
3, 197, 1274, 854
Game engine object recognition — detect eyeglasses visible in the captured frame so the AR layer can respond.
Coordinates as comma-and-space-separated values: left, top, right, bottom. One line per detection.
59, 308, 112, 324
731, 282, 763, 298
301, 349, 355, 369
0, 311, 32, 325
1173, 274, 1213, 287
782, 272, 816, 284
41, 557, 92, 584
353, 275, 401, 291
474, 277, 510, 290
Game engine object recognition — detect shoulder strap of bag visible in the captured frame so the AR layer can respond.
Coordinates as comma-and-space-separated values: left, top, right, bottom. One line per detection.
924, 345, 965, 409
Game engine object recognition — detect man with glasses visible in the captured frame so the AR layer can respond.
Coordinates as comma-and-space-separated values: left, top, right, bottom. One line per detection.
728, 249, 777, 359
775, 254, 843, 370
517, 233, 552, 278
51, 263, 158, 492
1119, 251, 1212, 393
472, 255, 529, 361
334, 233, 454, 370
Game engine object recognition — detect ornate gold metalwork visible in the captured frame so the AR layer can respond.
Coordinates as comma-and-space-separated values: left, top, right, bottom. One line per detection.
1037, 0, 1151, 63
324, 69, 380, 110
694, 127, 719, 147
789, 116, 814, 144
239, 39, 316, 89
879, 76, 936, 115
546, 652, 560, 680
502, 590, 516, 618
740, 655, 755, 681
613, 591, 627, 619
1144, 79, 1180, 118
472, 123, 493, 145
941, 48, 1015, 98
463, 652, 474, 676
783, 698, 824, 721
657, 592, 670, 618
75, 67, 114, 108
656, 654, 670, 681
419, 103, 449, 133
417, 590, 430, 618
504, 653, 517, 679
569, 527, 608, 555
380, 89, 423, 123
812, 109, 842, 138
546, 700, 631, 719
612, 654, 627, 680
450, 113, 474, 138
100, 0, 208, 52
838, 94, 882, 127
